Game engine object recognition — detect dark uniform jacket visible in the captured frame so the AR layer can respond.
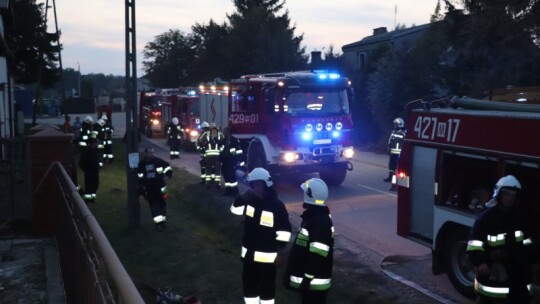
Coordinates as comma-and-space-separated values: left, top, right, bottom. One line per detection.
220, 135, 243, 165
167, 123, 184, 142
230, 189, 291, 263
388, 128, 405, 155
137, 157, 172, 200
467, 205, 534, 299
286, 205, 335, 291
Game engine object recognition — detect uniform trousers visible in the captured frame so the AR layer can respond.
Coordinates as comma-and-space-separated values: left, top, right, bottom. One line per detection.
242, 260, 276, 302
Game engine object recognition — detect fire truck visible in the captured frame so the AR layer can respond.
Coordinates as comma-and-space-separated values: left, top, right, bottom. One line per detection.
160, 88, 201, 150
199, 71, 355, 185
395, 96, 540, 297
139, 89, 165, 138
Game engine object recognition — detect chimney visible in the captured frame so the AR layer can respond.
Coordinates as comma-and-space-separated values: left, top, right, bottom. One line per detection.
373, 27, 388, 36
311, 51, 322, 69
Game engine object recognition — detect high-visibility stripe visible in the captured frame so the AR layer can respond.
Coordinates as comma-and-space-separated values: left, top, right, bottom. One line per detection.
487, 233, 507, 246
241, 246, 247, 258
137, 173, 144, 178
246, 205, 255, 218
474, 279, 508, 299
260, 299, 274, 304
244, 296, 259, 304
524, 238, 533, 246
311, 278, 332, 290
467, 240, 485, 251
515, 230, 524, 242
79, 142, 88, 146
230, 204, 245, 215
253, 251, 277, 263
309, 242, 330, 257
236, 149, 243, 155
276, 231, 291, 242
153, 215, 166, 224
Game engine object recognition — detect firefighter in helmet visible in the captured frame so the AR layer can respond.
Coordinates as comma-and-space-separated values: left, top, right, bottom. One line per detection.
385, 117, 406, 189
79, 115, 100, 203
101, 114, 115, 163
137, 147, 173, 232
199, 122, 224, 188
220, 126, 244, 196
167, 117, 184, 159
196, 122, 210, 184
230, 167, 291, 304
467, 175, 535, 303
285, 178, 335, 304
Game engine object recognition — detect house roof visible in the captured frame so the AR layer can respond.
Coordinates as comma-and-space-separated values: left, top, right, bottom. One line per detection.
342, 23, 430, 50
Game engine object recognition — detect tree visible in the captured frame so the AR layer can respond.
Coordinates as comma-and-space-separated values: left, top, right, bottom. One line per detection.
6, 0, 60, 87
225, 0, 307, 76
142, 29, 197, 87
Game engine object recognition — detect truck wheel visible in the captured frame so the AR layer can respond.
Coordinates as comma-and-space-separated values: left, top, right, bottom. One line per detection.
444, 229, 475, 298
319, 165, 347, 186
247, 143, 266, 172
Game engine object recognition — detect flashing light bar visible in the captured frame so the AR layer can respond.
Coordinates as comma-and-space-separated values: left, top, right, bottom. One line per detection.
317, 72, 340, 80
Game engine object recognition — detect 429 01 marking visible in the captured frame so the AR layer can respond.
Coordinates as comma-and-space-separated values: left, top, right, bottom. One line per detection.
229, 113, 259, 124
413, 116, 460, 143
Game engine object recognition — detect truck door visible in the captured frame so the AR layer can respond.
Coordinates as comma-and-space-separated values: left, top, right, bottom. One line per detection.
409, 146, 436, 241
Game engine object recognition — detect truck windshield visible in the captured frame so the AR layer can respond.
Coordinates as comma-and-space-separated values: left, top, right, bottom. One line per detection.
284, 88, 350, 116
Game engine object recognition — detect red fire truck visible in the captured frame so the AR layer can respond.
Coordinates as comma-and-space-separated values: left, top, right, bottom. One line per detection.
199, 71, 355, 185
160, 88, 201, 150
139, 89, 165, 138
396, 96, 540, 297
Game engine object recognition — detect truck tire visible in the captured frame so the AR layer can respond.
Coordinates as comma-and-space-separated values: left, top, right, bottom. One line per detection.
247, 143, 266, 172
443, 229, 475, 298
319, 164, 347, 186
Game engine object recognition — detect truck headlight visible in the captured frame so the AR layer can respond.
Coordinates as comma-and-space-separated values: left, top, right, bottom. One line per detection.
342, 147, 354, 159
282, 152, 299, 163
189, 130, 199, 137
152, 119, 159, 125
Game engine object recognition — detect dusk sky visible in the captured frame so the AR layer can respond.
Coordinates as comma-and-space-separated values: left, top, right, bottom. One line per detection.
48, 0, 441, 76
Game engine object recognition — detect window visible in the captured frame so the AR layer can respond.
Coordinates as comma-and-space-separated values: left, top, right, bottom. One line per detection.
438, 152, 498, 213
231, 84, 258, 113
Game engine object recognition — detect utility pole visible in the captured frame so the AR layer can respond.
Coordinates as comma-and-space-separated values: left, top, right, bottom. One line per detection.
125, 0, 140, 229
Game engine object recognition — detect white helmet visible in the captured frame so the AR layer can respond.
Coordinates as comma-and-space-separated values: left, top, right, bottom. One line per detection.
301, 178, 328, 206
85, 115, 93, 123
97, 119, 106, 126
246, 167, 273, 187
485, 175, 521, 207
201, 121, 210, 128
393, 117, 404, 128
172, 117, 179, 125
101, 114, 108, 121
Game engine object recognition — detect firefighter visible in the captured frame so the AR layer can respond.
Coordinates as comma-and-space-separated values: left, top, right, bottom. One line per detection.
94, 118, 106, 167
467, 175, 535, 303
285, 178, 335, 304
199, 123, 224, 188
230, 167, 292, 304
79, 115, 100, 203
220, 126, 243, 196
101, 114, 115, 163
137, 147, 173, 232
196, 122, 210, 184
385, 117, 406, 190
167, 117, 184, 159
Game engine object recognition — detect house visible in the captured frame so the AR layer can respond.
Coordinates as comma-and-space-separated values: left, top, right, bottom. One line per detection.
342, 24, 430, 72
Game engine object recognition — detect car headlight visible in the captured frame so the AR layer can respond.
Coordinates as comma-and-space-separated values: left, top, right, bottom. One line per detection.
342, 147, 354, 159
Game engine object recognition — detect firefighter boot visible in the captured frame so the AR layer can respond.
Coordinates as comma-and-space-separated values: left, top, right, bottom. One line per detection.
383, 172, 392, 182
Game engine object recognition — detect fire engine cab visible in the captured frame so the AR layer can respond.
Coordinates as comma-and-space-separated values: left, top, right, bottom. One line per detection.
199, 71, 355, 185
396, 96, 540, 297
139, 89, 165, 138
161, 88, 201, 150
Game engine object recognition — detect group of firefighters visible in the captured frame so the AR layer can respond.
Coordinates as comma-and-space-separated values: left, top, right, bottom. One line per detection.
75, 113, 540, 303
165, 118, 245, 196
